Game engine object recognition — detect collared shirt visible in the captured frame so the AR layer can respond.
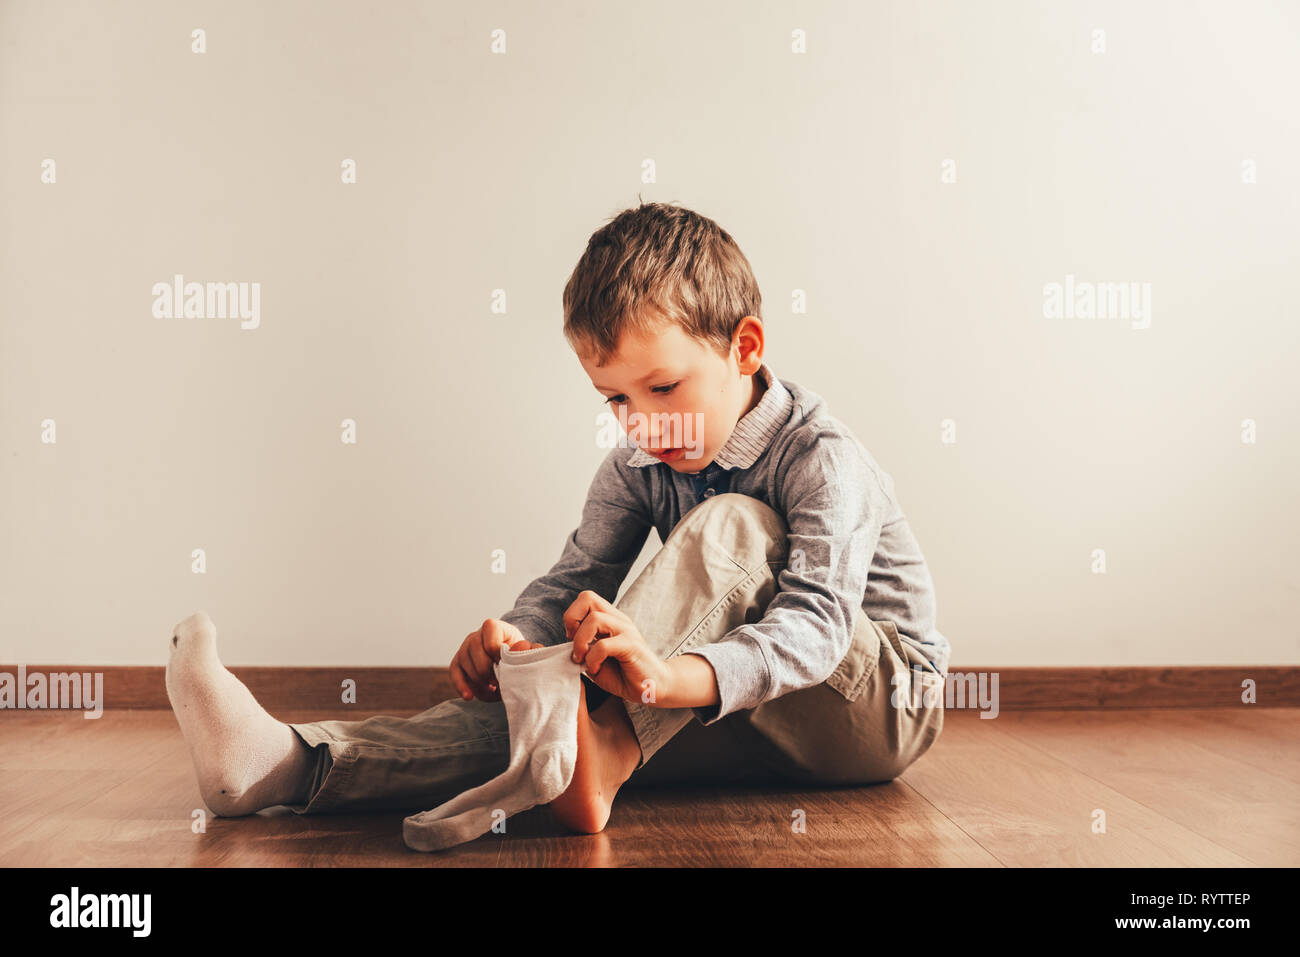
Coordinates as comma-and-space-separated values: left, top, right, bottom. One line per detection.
501, 361, 951, 726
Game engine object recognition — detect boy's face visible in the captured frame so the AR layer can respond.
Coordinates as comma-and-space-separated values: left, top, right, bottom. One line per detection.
580, 318, 765, 474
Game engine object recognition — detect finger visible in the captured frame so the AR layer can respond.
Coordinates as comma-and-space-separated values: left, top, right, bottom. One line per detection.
485, 620, 528, 659
582, 634, 627, 676
459, 633, 498, 701
572, 607, 619, 664
459, 655, 494, 700
469, 623, 497, 675
570, 606, 600, 661
563, 590, 613, 642
466, 665, 496, 701
466, 653, 494, 696
448, 659, 476, 701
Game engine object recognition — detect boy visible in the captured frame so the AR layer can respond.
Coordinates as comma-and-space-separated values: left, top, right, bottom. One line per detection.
164, 201, 949, 840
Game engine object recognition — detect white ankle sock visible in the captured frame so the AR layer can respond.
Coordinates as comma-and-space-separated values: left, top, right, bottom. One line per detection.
403, 643, 584, 852
165, 611, 313, 816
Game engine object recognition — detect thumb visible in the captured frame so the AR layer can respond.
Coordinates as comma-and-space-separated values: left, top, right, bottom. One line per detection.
482, 619, 519, 660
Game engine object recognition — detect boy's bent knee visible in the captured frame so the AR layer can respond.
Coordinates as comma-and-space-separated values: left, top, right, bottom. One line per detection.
662, 492, 788, 568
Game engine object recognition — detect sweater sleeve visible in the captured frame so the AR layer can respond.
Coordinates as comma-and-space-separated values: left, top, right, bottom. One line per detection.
498, 448, 653, 647
687, 430, 888, 725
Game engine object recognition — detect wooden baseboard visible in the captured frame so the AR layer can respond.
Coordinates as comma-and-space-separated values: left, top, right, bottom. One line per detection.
2, 665, 1297, 713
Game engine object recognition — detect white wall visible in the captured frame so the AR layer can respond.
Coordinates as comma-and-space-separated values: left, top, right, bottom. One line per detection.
1, 0, 1296, 667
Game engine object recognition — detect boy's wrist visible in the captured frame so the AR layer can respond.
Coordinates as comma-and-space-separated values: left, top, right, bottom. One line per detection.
657, 653, 719, 710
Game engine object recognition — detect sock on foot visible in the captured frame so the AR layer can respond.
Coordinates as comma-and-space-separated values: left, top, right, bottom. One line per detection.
403, 643, 584, 852
165, 611, 314, 816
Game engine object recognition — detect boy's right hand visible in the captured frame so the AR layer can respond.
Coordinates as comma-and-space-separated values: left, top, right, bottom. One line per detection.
449, 619, 544, 703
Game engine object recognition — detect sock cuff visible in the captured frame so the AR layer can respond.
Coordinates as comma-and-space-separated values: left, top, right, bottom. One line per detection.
499, 643, 573, 664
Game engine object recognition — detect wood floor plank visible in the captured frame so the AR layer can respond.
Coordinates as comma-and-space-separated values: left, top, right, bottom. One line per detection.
899, 710, 1256, 867
0, 770, 141, 860
0, 713, 86, 768
1166, 708, 1300, 785
0, 709, 182, 772
989, 709, 1299, 866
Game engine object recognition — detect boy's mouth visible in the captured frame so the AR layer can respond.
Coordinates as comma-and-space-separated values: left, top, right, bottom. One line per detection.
650, 447, 683, 461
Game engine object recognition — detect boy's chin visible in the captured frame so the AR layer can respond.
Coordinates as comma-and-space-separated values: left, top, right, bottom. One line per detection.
673, 454, 711, 471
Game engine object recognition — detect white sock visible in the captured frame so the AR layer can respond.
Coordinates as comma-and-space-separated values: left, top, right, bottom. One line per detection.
403, 643, 584, 852
164, 611, 313, 816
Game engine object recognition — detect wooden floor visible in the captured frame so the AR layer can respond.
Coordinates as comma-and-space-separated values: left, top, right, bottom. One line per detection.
2, 706, 1296, 866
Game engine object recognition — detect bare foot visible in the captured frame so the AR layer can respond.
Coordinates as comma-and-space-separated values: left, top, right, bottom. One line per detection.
549, 679, 642, 834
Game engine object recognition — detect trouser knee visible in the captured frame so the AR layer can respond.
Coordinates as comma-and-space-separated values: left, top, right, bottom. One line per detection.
613, 492, 790, 660
661, 492, 788, 571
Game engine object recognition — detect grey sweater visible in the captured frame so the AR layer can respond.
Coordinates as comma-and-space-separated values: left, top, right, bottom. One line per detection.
500, 361, 951, 726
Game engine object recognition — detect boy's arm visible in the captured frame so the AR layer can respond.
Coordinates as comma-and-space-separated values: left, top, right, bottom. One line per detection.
498, 448, 653, 647
685, 429, 888, 725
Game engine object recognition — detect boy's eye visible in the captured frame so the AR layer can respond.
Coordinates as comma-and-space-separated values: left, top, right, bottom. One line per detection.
602, 383, 677, 406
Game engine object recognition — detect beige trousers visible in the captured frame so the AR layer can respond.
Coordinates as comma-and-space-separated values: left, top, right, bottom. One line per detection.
614, 491, 945, 789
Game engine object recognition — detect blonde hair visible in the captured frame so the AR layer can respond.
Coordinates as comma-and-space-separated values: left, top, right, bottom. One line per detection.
562, 200, 763, 366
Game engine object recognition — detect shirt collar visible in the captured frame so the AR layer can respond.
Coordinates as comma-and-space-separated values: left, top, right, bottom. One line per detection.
626, 361, 791, 471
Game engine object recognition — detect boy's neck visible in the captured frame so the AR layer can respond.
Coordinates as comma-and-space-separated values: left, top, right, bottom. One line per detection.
743, 365, 767, 418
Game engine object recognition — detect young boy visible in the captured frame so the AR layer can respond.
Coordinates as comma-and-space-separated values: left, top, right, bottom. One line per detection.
164, 201, 949, 840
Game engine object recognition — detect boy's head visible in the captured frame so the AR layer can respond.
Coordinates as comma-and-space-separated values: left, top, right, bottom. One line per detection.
563, 201, 766, 474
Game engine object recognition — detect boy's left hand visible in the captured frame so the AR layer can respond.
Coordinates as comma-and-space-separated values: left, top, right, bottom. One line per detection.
564, 590, 672, 707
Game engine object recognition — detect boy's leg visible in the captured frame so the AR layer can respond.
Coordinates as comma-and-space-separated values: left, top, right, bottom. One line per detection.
611, 492, 943, 789
621, 708, 793, 788
611, 491, 792, 773
737, 611, 945, 785
284, 697, 513, 815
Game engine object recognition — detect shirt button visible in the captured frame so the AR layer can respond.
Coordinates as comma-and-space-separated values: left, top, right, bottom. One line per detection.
703, 488, 716, 497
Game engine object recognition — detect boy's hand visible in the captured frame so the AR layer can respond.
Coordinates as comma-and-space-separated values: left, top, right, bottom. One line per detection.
564, 591, 673, 707
449, 619, 541, 703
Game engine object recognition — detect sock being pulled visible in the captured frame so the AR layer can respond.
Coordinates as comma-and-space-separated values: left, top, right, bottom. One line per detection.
403, 642, 585, 852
